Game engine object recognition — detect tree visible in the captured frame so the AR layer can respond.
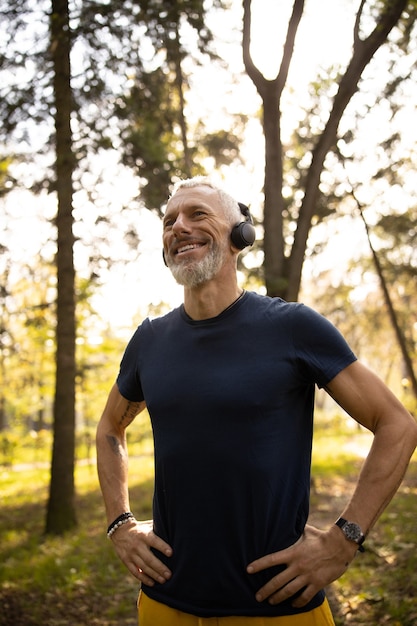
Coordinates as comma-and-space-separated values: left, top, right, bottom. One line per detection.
242, 0, 413, 301
45, 0, 77, 534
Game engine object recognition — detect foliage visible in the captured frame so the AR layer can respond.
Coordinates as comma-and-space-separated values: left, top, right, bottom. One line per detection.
111, 0, 243, 212
0, 259, 126, 435
0, 156, 16, 196
0, 257, 56, 432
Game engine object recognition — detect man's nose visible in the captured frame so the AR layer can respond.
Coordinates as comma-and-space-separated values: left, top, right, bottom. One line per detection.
172, 213, 191, 235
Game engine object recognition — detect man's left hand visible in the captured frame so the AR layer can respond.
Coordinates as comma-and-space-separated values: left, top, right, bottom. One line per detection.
246, 524, 357, 607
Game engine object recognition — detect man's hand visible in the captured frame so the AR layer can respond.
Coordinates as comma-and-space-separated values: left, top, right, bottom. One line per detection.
247, 524, 357, 607
110, 519, 173, 586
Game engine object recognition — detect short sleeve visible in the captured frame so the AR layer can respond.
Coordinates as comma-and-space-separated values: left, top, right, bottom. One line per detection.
292, 305, 357, 388
116, 325, 145, 402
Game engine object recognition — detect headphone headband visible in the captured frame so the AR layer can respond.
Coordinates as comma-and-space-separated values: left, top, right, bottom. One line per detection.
237, 202, 252, 221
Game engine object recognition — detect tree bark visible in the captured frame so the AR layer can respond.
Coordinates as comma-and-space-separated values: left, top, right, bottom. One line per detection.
45, 0, 77, 534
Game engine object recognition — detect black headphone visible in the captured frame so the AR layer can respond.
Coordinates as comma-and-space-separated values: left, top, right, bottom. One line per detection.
163, 201, 255, 265
231, 203, 256, 250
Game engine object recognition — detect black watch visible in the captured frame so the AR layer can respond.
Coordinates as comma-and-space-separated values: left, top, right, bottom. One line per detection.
335, 517, 365, 552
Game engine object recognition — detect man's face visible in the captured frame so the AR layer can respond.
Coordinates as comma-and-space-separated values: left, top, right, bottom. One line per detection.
162, 186, 231, 288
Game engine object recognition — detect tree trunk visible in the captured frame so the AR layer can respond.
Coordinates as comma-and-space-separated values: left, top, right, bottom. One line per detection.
45, 0, 77, 534
172, 19, 192, 177
262, 89, 286, 296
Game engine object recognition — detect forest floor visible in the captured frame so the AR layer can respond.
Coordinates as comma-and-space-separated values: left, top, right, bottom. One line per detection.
1, 429, 417, 626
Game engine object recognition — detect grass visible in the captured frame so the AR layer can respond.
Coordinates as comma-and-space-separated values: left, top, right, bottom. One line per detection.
1, 425, 416, 625
1, 452, 154, 626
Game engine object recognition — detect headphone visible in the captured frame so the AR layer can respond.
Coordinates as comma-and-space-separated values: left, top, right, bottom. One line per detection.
231, 202, 256, 250
163, 201, 255, 265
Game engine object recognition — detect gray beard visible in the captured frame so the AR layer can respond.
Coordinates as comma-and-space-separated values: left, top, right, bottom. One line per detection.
168, 245, 225, 288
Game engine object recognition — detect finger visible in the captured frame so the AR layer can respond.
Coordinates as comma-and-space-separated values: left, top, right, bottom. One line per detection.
134, 565, 159, 586
291, 585, 317, 609
267, 577, 309, 606
135, 549, 172, 582
127, 553, 171, 586
148, 531, 173, 557
247, 550, 288, 574
253, 568, 296, 603
138, 563, 171, 585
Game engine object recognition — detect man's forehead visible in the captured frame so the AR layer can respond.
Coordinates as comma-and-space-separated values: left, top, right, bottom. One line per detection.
166, 185, 219, 209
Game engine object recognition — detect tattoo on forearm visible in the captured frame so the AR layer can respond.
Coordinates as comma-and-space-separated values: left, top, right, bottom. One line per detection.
106, 434, 124, 458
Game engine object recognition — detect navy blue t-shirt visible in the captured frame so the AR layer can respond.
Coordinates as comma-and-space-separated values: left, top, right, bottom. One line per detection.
117, 291, 357, 617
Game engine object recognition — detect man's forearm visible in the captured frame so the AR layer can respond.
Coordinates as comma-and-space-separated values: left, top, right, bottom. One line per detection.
339, 417, 417, 538
97, 422, 131, 524
96, 384, 146, 523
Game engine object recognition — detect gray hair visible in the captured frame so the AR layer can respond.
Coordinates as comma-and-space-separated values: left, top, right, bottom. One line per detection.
170, 176, 242, 226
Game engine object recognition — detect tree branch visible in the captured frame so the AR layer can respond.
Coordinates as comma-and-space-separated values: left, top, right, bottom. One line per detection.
242, 0, 304, 97
352, 188, 417, 401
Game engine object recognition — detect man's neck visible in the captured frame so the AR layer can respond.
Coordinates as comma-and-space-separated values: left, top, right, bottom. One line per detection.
183, 281, 243, 320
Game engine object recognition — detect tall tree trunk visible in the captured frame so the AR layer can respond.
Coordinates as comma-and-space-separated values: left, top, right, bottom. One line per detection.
262, 89, 286, 295
172, 19, 192, 177
45, 0, 77, 534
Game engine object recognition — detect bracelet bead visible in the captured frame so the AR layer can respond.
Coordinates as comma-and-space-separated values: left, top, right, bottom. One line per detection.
107, 512, 135, 539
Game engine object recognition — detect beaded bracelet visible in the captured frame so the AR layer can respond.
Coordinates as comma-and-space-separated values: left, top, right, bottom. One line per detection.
107, 512, 135, 539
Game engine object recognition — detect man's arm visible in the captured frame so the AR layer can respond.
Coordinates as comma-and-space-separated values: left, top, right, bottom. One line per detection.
96, 383, 173, 586
247, 360, 417, 607
324, 360, 417, 536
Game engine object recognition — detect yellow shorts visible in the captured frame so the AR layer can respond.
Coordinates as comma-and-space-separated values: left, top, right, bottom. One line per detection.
138, 591, 335, 625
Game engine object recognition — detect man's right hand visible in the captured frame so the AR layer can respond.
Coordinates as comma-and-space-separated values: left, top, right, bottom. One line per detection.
110, 519, 173, 586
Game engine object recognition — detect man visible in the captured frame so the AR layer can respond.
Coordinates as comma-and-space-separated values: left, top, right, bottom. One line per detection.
96, 177, 417, 625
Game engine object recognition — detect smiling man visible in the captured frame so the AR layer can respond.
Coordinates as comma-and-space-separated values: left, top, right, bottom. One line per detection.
96, 176, 417, 626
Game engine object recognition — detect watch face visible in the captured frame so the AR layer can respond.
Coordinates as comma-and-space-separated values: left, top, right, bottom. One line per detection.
344, 522, 362, 542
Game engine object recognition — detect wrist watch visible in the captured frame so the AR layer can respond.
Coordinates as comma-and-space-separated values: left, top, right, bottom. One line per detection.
335, 517, 365, 552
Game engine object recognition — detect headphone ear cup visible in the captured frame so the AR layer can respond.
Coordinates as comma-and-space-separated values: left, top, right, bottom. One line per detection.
231, 221, 256, 250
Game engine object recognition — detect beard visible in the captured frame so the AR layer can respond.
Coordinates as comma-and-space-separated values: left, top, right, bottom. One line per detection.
167, 243, 225, 288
